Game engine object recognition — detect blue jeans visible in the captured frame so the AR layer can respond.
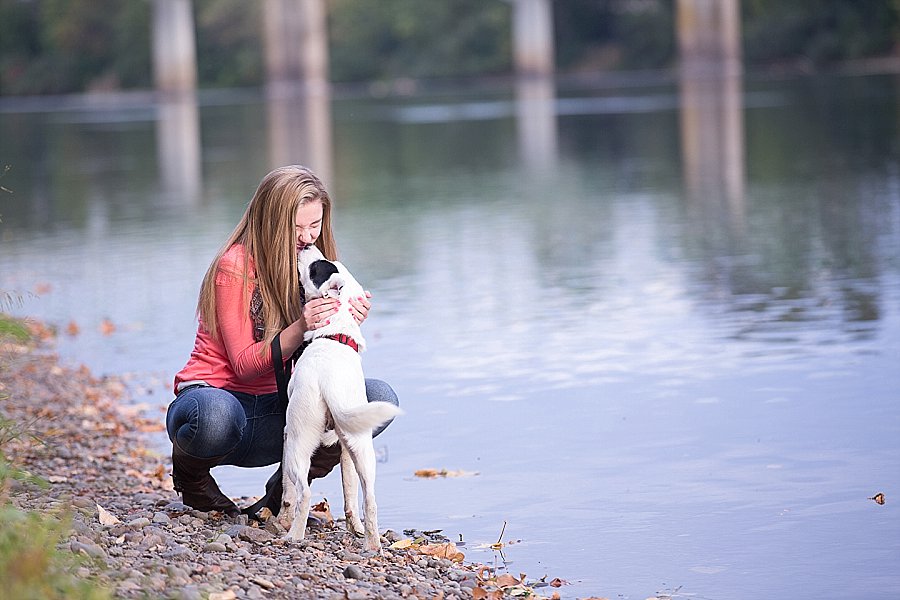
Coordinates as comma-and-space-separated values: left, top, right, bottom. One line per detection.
165, 378, 399, 467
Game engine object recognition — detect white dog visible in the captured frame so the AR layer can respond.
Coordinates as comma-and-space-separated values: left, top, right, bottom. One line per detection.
280, 245, 402, 550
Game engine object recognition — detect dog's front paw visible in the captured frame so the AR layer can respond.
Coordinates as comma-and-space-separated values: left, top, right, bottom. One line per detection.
365, 534, 382, 552
283, 524, 306, 542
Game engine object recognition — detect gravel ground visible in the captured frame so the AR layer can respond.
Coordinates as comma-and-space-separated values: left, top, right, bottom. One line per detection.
1, 331, 569, 600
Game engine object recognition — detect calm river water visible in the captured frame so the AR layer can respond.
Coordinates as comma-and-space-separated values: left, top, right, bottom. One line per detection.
2, 73, 899, 599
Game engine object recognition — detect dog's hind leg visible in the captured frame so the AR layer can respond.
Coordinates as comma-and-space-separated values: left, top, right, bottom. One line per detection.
278, 431, 298, 531
339, 445, 364, 537
343, 433, 381, 551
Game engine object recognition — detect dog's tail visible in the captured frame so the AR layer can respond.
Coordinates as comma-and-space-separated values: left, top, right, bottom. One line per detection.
332, 402, 403, 436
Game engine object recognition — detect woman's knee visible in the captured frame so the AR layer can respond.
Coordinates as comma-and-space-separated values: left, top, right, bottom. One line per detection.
365, 378, 399, 407
166, 389, 245, 457
366, 379, 398, 438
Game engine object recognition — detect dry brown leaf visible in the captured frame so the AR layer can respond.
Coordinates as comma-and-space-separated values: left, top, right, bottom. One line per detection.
419, 542, 465, 563
65, 321, 80, 336
414, 468, 479, 479
472, 589, 504, 600
311, 499, 334, 524
97, 504, 121, 526
549, 577, 567, 587
100, 318, 116, 335
494, 573, 521, 588
390, 538, 415, 549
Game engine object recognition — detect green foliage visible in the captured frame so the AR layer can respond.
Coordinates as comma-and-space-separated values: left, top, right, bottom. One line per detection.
0, 0, 150, 94
0, 312, 30, 342
328, 0, 511, 82
743, 0, 900, 66
195, 0, 263, 88
555, 0, 675, 71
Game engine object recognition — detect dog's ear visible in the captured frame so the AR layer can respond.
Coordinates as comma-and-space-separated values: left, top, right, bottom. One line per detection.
308, 259, 339, 290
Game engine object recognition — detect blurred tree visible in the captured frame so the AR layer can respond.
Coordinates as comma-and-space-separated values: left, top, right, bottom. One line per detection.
195, 0, 263, 88
743, 0, 900, 67
0, 0, 150, 95
327, 0, 511, 82
554, 0, 676, 72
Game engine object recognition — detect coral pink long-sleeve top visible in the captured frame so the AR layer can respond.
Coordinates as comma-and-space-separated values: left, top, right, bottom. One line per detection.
174, 244, 278, 395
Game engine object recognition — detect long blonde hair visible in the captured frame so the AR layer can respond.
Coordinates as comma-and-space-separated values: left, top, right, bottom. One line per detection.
197, 165, 338, 348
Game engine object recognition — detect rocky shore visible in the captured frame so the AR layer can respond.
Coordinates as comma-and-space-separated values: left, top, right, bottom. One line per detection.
0, 329, 568, 600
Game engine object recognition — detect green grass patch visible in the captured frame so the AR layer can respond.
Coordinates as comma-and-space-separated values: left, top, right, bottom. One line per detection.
0, 312, 31, 343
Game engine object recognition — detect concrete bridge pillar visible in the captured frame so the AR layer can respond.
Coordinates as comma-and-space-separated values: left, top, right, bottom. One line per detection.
677, 0, 742, 78
151, 0, 198, 95
262, 0, 329, 93
511, 0, 555, 78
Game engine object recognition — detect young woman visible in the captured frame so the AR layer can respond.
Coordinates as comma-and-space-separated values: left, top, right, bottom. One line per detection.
166, 165, 398, 517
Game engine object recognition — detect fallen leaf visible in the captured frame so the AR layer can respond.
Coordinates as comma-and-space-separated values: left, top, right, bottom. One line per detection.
97, 504, 121, 526
66, 321, 80, 336
47, 475, 68, 483
418, 542, 465, 563
390, 538, 415, 549
549, 577, 568, 587
494, 574, 521, 588
472, 588, 503, 600
870, 492, 885, 505
311, 499, 334, 524
99, 318, 116, 335
414, 468, 479, 478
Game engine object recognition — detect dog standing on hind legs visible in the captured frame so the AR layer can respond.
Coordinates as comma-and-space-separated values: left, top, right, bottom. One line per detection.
279, 246, 402, 550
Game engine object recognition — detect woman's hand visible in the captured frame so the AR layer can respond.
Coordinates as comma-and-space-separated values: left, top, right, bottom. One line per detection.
303, 297, 339, 331
348, 291, 372, 325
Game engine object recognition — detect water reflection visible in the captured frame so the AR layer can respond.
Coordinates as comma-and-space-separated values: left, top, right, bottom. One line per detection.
156, 93, 201, 204
678, 71, 745, 231
266, 84, 333, 184
515, 76, 558, 171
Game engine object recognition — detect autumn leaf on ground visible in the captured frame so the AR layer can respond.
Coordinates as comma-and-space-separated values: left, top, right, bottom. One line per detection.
26, 320, 56, 341
66, 321, 80, 336
311, 499, 334, 525
414, 468, 479, 478
418, 542, 465, 563
97, 503, 121, 526
389, 538, 415, 550
472, 588, 505, 600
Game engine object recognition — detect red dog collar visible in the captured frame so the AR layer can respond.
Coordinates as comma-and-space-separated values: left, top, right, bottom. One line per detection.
324, 333, 359, 353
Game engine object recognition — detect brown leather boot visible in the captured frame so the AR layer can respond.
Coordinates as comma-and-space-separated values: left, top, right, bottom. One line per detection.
308, 442, 342, 482
171, 441, 240, 517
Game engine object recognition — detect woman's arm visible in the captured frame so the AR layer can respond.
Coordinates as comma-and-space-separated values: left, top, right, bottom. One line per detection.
214, 272, 273, 380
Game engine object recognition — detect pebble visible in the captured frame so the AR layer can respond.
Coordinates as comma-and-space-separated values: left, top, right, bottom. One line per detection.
343, 564, 365, 580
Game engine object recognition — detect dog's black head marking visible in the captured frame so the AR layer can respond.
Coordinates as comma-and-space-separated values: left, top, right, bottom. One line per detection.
308, 259, 339, 290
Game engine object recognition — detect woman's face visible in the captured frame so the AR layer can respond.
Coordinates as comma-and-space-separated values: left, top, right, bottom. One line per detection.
295, 199, 324, 252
